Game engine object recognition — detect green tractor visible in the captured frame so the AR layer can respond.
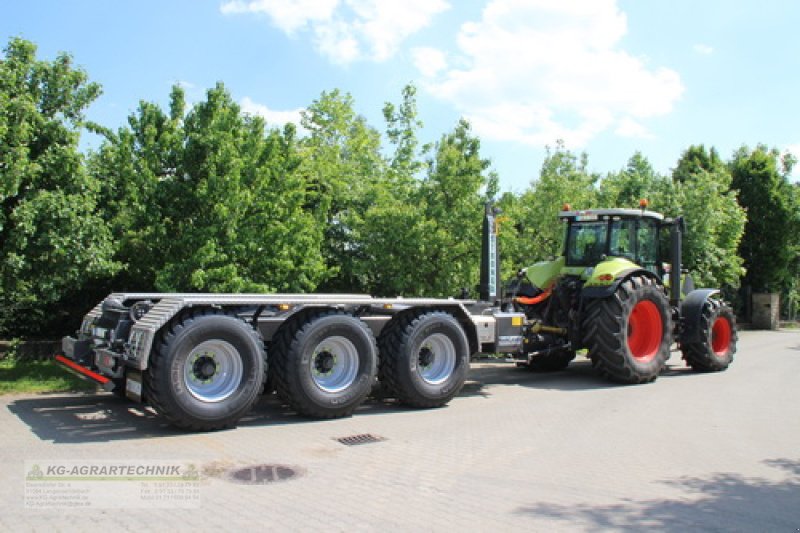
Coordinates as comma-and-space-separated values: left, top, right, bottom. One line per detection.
501, 203, 737, 383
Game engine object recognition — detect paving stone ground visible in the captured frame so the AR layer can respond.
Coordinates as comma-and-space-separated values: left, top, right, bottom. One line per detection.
1, 329, 799, 532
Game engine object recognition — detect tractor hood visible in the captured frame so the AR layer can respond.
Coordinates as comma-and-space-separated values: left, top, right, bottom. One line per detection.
583, 257, 640, 287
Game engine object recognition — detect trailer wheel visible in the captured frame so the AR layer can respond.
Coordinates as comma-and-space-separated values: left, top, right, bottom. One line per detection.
378, 311, 469, 408
583, 275, 672, 384
682, 299, 737, 372
271, 311, 376, 418
145, 309, 266, 431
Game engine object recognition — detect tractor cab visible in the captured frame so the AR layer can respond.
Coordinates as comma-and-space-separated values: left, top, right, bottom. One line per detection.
560, 207, 665, 277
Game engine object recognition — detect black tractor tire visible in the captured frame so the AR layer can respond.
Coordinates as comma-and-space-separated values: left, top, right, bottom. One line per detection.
271, 311, 377, 419
682, 299, 737, 372
583, 275, 673, 384
378, 311, 470, 408
523, 349, 576, 372
145, 309, 267, 431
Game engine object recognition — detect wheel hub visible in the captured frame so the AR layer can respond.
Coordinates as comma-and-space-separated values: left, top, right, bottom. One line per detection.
314, 350, 336, 375
418, 346, 434, 368
192, 354, 218, 382
309, 337, 359, 393
416, 334, 456, 385
183, 340, 244, 403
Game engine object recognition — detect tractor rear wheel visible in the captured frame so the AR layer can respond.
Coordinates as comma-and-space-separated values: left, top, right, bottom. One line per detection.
583, 275, 672, 384
682, 299, 736, 372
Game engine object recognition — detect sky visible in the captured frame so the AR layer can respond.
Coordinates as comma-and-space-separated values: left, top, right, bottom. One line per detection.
3, 0, 799, 191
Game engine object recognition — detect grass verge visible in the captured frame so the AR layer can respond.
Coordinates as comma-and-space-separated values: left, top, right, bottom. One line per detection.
0, 357, 97, 395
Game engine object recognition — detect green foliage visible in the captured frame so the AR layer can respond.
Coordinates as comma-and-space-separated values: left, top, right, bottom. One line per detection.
300, 89, 385, 292
416, 118, 495, 296
351, 98, 496, 298
668, 146, 745, 288
92, 83, 329, 293
598, 152, 671, 208
499, 142, 598, 273
0, 38, 118, 336
730, 145, 799, 293
0, 356, 95, 394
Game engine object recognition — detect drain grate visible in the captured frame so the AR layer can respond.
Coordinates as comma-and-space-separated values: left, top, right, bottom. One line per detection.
226, 464, 301, 485
335, 433, 386, 446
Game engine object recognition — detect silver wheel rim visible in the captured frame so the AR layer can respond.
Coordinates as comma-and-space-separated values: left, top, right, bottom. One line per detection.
183, 340, 244, 402
417, 333, 456, 385
310, 336, 359, 393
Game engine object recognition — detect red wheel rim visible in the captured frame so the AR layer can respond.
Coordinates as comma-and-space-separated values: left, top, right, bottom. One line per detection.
627, 300, 663, 362
711, 316, 732, 356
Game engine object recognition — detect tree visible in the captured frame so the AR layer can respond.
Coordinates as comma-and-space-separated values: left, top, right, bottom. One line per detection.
598, 152, 669, 208
88, 86, 185, 290
0, 38, 118, 336
499, 142, 598, 274
416, 118, 496, 296
669, 146, 745, 288
300, 89, 385, 292
90, 83, 329, 294
730, 145, 799, 293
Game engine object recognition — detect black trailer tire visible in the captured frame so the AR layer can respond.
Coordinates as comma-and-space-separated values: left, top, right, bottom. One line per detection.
378, 311, 469, 408
682, 299, 737, 372
524, 350, 576, 372
145, 309, 267, 431
583, 275, 672, 384
271, 311, 377, 419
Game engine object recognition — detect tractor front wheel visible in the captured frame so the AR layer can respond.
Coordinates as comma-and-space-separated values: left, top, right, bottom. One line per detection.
681, 299, 737, 372
583, 275, 672, 384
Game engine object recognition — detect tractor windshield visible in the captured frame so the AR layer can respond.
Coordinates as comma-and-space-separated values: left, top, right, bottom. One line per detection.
565, 217, 660, 269
565, 221, 607, 266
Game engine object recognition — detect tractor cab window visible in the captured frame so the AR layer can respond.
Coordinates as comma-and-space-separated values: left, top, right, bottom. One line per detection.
609, 219, 635, 260
566, 221, 607, 266
608, 217, 659, 271
637, 219, 659, 271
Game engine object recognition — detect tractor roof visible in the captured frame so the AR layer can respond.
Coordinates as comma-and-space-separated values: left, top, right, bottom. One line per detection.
559, 208, 665, 222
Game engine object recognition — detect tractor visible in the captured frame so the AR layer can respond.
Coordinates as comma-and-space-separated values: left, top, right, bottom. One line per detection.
500, 201, 737, 383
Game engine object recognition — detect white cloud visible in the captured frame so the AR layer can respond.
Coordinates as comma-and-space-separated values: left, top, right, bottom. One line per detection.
693, 43, 714, 55
221, 0, 450, 64
240, 96, 307, 133
411, 47, 448, 78
220, 0, 339, 33
417, 0, 684, 147
615, 117, 653, 139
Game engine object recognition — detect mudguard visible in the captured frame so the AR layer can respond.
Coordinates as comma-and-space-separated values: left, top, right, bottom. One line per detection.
680, 289, 720, 344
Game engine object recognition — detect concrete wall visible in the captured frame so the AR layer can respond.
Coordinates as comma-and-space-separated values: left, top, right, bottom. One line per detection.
752, 293, 780, 330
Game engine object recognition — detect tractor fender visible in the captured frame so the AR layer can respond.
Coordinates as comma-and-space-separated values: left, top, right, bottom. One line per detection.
581, 268, 662, 300
680, 289, 720, 344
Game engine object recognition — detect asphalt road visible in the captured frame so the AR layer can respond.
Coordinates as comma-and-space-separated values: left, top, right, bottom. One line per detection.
1, 329, 798, 532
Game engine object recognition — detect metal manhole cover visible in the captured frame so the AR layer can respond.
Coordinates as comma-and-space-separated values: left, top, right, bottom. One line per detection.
335, 433, 386, 446
226, 464, 302, 485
